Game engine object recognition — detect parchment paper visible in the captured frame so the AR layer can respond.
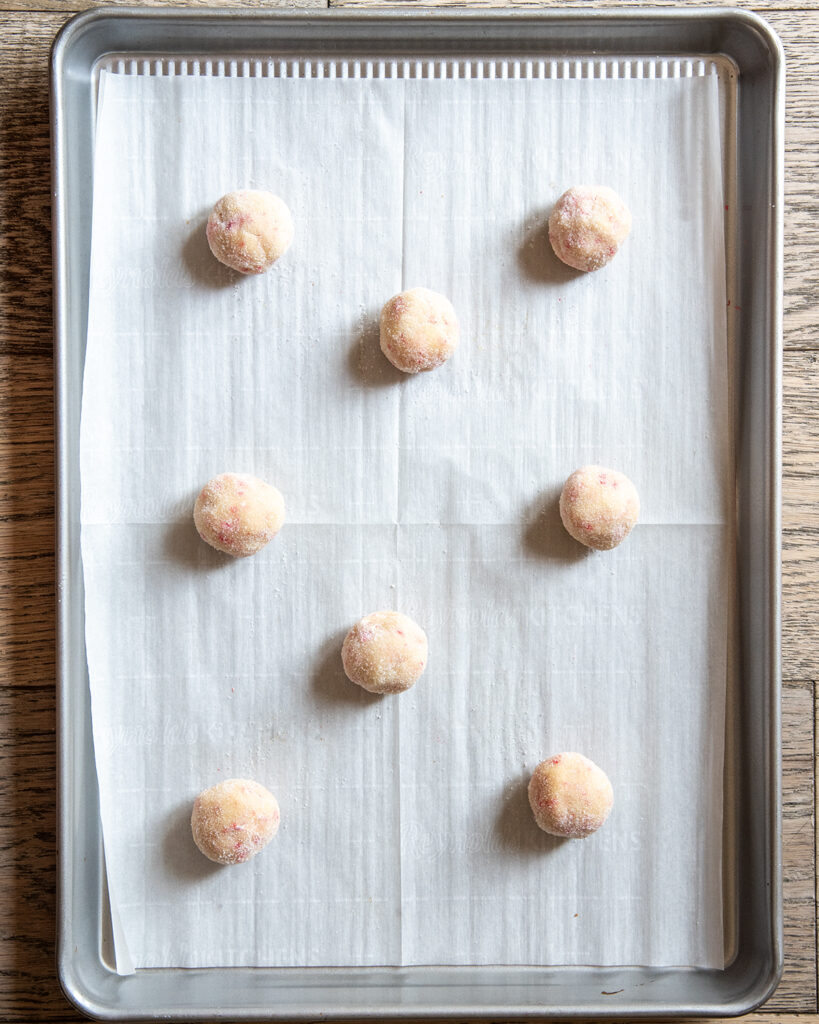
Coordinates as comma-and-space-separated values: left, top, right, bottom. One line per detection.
81, 66, 730, 972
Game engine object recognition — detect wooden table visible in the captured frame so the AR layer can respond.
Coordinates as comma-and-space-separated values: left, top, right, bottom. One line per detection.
0, 0, 815, 1019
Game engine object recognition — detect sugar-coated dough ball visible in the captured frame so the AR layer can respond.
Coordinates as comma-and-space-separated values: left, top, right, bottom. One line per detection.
193, 472, 285, 557
341, 611, 428, 694
528, 752, 613, 839
548, 186, 631, 272
559, 465, 639, 551
206, 190, 294, 274
379, 288, 459, 373
191, 778, 280, 865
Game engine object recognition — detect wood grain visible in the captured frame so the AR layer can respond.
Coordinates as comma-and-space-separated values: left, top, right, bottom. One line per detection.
0, 16, 55, 365
783, 350, 819, 679
0, 0, 325, 7
325, 0, 818, 11
771, 679, 817, 1010
766, 11, 819, 349
0, 3, 816, 1021
0, 0, 326, 9
0, 11, 71, 1021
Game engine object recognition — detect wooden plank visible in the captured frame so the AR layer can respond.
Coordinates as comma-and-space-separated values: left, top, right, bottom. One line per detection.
769, 10, 819, 348
0, 689, 67, 1021
0, 0, 326, 11
784, 536, 819, 681
816, 704, 819, 1024
0, 23, 60, 1013
816, 682, 819, 1015
0, 17, 60, 564
786, 180, 819, 347
784, 351, 819, 533
324, 0, 815, 9
767, 680, 816, 1011
0, 17, 58, 365
783, 351, 819, 679
0, 514, 55, 700
0, 0, 324, 8
0, 360, 53, 442
0, 357, 54, 527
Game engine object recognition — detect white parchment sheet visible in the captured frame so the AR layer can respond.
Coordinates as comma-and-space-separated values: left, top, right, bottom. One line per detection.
82, 68, 730, 971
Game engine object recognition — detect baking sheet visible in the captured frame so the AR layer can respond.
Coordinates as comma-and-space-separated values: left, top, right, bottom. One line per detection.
81, 64, 730, 973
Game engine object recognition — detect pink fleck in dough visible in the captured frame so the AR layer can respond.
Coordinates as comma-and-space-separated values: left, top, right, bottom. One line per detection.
206, 190, 294, 274
548, 186, 631, 272
191, 778, 280, 865
528, 752, 613, 839
193, 472, 285, 558
379, 288, 459, 374
559, 465, 639, 551
341, 611, 428, 694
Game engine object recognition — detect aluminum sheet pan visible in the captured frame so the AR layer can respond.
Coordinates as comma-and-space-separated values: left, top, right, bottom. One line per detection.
51, 7, 783, 1019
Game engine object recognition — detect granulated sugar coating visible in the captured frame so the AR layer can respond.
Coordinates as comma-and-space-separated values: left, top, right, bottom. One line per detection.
193, 472, 285, 557
379, 288, 459, 373
191, 778, 280, 865
548, 186, 631, 272
559, 465, 640, 551
528, 753, 613, 839
341, 611, 428, 694
206, 190, 294, 274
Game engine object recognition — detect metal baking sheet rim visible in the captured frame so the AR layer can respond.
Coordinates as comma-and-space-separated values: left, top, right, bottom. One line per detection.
51, 7, 784, 1020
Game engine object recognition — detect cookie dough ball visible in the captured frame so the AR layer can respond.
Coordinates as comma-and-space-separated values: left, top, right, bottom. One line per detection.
193, 472, 285, 557
206, 190, 294, 274
341, 611, 428, 694
559, 465, 639, 551
191, 778, 280, 865
548, 186, 631, 272
379, 288, 459, 373
528, 752, 613, 839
